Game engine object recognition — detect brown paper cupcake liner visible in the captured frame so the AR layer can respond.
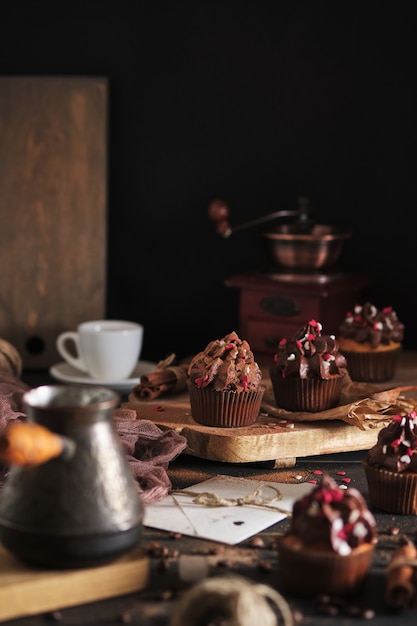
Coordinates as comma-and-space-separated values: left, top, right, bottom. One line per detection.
278, 535, 374, 597
363, 459, 417, 514
269, 370, 344, 413
187, 380, 265, 428
341, 348, 400, 382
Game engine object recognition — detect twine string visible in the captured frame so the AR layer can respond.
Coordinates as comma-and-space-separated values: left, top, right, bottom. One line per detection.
171, 483, 292, 515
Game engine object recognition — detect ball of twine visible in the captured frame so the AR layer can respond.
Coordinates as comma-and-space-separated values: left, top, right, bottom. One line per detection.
0, 339, 22, 378
169, 574, 293, 626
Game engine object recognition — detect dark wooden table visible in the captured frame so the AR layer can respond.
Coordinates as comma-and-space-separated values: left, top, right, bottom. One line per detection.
8, 354, 417, 626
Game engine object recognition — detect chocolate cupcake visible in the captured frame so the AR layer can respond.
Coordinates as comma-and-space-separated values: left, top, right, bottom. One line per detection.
338, 302, 404, 382
363, 411, 417, 514
278, 474, 377, 597
187, 331, 264, 427
269, 319, 347, 413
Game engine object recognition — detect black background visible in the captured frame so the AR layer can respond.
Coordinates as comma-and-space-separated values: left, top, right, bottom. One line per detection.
1, 1, 415, 363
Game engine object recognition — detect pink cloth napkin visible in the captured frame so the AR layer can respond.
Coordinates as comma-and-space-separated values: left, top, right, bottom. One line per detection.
0, 375, 187, 503
113, 408, 187, 503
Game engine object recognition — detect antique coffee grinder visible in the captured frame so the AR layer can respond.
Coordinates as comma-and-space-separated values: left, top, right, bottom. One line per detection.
209, 196, 370, 363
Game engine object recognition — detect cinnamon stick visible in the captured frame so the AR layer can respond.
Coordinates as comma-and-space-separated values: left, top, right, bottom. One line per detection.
385, 540, 417, 609
132, 355, 189, 400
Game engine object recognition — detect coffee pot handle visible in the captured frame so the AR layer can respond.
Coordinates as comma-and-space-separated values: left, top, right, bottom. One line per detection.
0, 422, 76, 467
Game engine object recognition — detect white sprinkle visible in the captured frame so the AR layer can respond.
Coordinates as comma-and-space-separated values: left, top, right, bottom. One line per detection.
287, 353, 296, 361
338, 542, 351, 556
400, 455, 411, 464
353, 522, 368, 538
340, 484, 348, 489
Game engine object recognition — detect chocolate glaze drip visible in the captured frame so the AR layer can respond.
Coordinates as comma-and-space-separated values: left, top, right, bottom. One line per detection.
338, 302, 404, 348
366, 412, 417, 473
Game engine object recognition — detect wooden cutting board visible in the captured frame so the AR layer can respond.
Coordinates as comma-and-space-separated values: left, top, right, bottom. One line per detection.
123, 388, 385, 467
0, 77, 107, 369
123, 352, 417, 467
0, 543, 150, 622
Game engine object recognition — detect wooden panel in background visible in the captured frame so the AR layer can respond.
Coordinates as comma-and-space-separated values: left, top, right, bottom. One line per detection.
0, 76, 107, 369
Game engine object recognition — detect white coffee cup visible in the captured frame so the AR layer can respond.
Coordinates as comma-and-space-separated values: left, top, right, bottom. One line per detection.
56, 320, 144, 381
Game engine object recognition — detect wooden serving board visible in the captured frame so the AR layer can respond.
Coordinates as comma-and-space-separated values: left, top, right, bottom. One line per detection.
0, 543, 150, 622
123, 389, 385, 468
123, 352, 417, 467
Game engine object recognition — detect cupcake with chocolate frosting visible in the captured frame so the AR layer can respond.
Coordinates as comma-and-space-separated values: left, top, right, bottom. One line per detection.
269, 319, 347, 413
187, 331, 264, 427
338, 302, 404, 382
278, 473, 377, 597
363, 411, 417, 514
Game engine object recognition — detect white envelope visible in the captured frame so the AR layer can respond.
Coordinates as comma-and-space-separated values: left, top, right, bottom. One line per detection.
144, 474, 313, 545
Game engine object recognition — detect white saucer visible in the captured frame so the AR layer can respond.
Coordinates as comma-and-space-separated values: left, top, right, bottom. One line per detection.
49, 360, 157, 394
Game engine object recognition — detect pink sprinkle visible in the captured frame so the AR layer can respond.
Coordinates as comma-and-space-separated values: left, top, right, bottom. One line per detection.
153, 406, 165, 412
313, 469, 323, 475
342, 477, 351, 483
308, 480, 317, 484
336, 471, 346, 475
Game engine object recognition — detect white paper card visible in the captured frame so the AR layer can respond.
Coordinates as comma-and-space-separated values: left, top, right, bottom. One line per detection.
143, 474, 313, 545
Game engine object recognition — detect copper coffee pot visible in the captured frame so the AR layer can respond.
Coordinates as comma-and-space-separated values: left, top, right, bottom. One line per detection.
0, 385, 144, 569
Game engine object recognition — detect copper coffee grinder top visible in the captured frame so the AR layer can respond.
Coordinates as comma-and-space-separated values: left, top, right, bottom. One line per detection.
208, 196, 352, 283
